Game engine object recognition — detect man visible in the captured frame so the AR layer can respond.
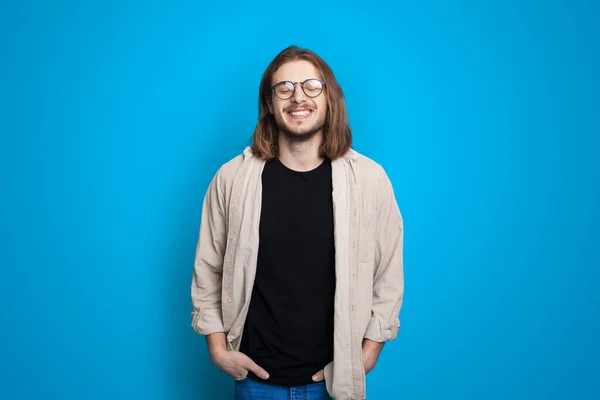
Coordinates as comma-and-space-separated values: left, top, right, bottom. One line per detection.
191, 45, 404, 400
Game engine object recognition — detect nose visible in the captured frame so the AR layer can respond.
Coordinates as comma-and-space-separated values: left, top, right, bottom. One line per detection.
290, 82, 306, 103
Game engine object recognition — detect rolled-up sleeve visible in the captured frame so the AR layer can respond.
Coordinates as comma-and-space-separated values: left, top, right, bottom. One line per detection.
364, 166, 404, 342
191, 169, 227, 335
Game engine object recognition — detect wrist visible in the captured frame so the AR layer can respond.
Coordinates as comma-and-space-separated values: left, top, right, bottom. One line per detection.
206, 332, 228, 361
209, 343, 227, 361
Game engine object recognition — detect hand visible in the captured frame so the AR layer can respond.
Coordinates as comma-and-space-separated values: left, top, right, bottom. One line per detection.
311, 339, 384, 382
312, 368, 325, 382
206, 332, 269, 381
211, 348, 270, 381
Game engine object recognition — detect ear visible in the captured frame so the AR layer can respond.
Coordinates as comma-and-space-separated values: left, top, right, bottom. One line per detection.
267, 99, 274, 114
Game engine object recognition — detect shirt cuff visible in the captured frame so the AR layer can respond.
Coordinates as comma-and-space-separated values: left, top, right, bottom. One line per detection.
363, 315, 400, 342
191, 309, 225, 335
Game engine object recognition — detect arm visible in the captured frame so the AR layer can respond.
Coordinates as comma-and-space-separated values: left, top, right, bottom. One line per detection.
364, 165, 404, 344
315, 167, 404, 382
191, 169, 227, 336
190, 169, 270, 381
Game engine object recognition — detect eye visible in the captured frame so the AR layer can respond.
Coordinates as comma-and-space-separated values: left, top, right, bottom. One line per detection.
303, 79, 324, 97
304, 80, 321, 90
274, 82, 293, 95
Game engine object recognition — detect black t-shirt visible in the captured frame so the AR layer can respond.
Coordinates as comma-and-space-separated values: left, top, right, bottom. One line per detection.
239, 157, 336, 386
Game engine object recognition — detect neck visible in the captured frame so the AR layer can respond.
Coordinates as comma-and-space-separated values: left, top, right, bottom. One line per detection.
277, 130, 324, 172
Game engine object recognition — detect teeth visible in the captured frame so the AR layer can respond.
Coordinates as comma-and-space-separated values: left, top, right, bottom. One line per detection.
290, 110, 310, 116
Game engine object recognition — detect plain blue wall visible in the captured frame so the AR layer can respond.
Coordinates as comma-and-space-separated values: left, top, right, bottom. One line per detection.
1, 0, 598, 399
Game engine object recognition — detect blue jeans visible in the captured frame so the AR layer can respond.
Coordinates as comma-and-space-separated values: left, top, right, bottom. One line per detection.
233, 377, 331, 400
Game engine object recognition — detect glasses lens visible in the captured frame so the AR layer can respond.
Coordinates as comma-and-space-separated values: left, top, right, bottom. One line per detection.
274, 82, 294, 99
303, 79, 323, 97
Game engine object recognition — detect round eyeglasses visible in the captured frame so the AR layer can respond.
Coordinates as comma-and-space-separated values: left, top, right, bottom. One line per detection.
269, 79, 326, 100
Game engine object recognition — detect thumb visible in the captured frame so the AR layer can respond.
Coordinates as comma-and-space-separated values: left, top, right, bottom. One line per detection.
312, 369, 325, 382
244, 358, 270, 380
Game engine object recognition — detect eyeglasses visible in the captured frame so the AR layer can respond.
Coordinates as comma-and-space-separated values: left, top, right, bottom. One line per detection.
269, 79, 326, 100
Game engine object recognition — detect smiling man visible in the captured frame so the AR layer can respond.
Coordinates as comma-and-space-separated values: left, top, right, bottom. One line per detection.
191, 46, 404, 400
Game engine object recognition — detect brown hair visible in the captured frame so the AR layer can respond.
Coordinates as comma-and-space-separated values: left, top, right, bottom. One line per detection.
250, 46, 352, 160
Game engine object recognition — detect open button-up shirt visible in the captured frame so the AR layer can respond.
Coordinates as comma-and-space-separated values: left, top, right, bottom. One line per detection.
191, 147, 404, 399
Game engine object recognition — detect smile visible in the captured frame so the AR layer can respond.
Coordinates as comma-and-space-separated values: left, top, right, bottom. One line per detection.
287, 109, 313, 119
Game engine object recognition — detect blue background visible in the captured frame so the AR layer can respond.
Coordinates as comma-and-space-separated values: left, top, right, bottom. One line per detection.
1, 0, 598, 399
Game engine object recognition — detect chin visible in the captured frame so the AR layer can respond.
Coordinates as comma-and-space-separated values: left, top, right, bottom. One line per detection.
281, 127, 320, 142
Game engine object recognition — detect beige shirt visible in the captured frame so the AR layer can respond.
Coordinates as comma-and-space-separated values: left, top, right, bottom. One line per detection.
191, 146, 404, 399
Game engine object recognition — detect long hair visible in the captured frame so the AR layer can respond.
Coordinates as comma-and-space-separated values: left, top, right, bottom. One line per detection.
250, 46, 352, 160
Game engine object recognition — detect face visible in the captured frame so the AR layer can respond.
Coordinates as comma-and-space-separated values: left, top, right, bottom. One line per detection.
268, 60, 327, 143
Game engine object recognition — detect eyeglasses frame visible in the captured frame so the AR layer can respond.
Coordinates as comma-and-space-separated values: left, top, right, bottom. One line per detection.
269, 78, 327, 100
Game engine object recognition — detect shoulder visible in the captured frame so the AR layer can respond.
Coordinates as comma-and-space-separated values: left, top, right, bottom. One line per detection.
345, 149, 399, 204
216, 153, 245, 179
346, 149, 387, 182
348, 151, 400, 215
212, 147, 264, 189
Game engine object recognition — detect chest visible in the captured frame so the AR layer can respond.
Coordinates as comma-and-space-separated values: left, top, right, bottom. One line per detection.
259, 160, 334, 239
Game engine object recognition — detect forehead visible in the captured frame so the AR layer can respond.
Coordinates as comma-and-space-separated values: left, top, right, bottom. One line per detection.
272, 60, 321, 84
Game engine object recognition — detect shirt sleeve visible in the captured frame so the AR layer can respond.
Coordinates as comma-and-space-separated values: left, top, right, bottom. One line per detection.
190, 168, 227, 335
363, 165, 404, 342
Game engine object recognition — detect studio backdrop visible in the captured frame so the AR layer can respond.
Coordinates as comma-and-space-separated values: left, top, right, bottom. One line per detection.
1, 0, 598, 399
